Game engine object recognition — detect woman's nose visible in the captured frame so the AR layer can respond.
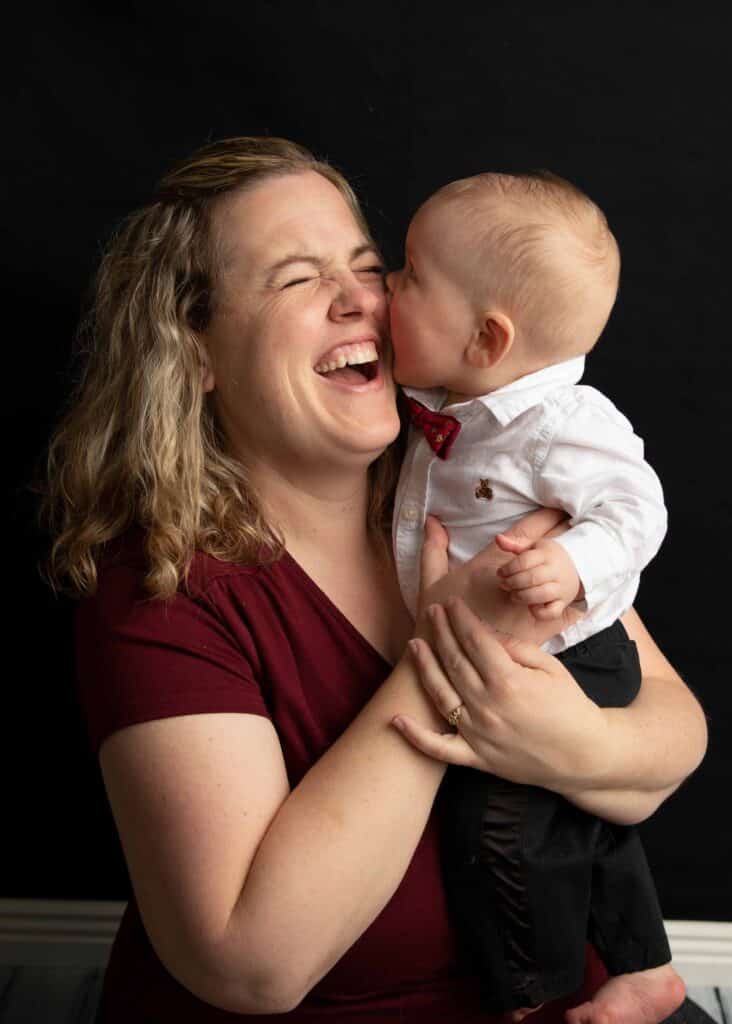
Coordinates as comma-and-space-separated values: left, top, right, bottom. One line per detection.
385, 270, 399, 296
330, 274, 383, 319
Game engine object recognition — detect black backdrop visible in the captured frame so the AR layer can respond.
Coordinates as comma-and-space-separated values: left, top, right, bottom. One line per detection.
5, 3, 731, 921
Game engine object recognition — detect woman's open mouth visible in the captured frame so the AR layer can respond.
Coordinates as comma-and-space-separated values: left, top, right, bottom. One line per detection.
314, 340, 381, 387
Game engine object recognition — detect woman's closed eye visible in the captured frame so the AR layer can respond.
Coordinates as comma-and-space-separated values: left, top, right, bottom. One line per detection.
282, 275, 316, 288
281, 265, 384, 289
354, 264, 386, 280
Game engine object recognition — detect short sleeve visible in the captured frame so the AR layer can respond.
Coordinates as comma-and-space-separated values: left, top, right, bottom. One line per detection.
75, 560, 270, 755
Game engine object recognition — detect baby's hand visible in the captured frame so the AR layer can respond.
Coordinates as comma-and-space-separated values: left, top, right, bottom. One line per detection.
495, 534, 583, 621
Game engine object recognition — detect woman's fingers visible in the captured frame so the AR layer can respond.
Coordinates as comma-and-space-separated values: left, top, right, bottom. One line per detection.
408, 631, 468, 723
493, 626, 557, 671
428, 602, 501, 708
391, 714, 481, 768
419, 515, 449, 593
443, 598, 558, 678
397, 599, 592, 785
440, 597, 522, 685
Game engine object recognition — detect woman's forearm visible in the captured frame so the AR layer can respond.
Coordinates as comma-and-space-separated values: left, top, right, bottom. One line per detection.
597, 672, 706, 791
561, 781, 680, 825
218, 655, 447, 1011
557, 671, 703, 820
554, 605, 707, 819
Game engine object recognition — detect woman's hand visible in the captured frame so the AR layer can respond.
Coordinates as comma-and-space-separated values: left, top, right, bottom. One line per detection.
416, 509, 582, 647
394, 596, 607, 792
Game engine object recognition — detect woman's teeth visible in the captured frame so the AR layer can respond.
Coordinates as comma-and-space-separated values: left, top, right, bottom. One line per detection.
314, 341, 377, 374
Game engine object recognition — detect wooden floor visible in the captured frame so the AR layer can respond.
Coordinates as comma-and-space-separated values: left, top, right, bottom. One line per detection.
0, 968, 729, 1024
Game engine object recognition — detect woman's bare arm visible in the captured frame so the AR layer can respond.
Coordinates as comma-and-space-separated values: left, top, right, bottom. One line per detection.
557, 607, 707, 823
101, 654, 445, 1015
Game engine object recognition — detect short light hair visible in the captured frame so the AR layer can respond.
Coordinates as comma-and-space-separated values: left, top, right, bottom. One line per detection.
42, 137, 398, 599
430, 170, 621, 358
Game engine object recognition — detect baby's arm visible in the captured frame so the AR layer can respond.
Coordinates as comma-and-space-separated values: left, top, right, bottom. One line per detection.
496, 391, 667, 621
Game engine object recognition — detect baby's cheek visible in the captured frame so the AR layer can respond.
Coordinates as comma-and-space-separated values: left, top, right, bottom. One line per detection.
388, 299, 411, 352
387, 307, 401, 348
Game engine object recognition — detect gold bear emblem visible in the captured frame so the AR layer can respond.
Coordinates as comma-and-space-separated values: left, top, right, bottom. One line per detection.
475, 479, 493, 500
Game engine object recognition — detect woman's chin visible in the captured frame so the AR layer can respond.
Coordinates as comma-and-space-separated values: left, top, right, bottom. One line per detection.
332, 409, 401, 461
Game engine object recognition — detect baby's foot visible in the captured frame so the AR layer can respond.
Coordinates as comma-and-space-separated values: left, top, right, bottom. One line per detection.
507, 1005, 543, 1023
565, 963, 685, 1024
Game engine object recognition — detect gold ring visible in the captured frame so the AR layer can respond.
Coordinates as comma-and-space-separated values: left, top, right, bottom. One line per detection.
447, 704, 464, 728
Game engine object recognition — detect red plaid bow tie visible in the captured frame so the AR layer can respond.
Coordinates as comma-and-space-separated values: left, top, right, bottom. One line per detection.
406, 396, 461, 459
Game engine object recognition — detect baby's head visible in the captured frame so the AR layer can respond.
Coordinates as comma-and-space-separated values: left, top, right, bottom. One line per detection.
387, 171, 620, 397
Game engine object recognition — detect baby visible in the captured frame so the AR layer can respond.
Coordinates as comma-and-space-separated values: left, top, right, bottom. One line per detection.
387, 172, 685, 1024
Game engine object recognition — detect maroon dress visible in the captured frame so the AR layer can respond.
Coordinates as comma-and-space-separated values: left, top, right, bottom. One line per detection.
75, 532, 607, 1022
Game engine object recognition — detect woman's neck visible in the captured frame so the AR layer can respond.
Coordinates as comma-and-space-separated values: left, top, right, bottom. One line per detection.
248, 459, 412, 664
251, 461, 373, 562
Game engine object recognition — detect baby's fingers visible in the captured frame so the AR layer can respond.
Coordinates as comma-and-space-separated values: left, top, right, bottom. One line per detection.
497, 548, 545, 580
499, 560, 554, 593
530, 599, 567, 621
510, 581, 562, 606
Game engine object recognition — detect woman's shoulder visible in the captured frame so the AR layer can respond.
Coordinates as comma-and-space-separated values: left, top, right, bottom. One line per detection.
93, 526, 284, 605
81, 529, 316, 666
76, 529, 276, 756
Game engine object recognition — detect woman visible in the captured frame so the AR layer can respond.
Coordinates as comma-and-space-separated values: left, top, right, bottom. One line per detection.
44, 137, 706, 1022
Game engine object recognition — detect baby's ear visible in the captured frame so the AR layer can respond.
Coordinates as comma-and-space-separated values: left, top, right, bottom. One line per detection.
466, 311, 515, 368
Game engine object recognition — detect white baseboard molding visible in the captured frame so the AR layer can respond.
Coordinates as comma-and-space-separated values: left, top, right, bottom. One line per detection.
1, 901, 731, 985
666, 920, 732, 986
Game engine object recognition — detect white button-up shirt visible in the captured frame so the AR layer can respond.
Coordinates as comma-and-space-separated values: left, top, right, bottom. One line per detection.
393, 356, 667, 653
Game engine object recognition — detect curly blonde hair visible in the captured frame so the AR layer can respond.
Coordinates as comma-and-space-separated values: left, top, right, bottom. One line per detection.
42, 137, 401, 599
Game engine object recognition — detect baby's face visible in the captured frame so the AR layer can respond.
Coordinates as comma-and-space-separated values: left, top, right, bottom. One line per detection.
386, 201, 479, 391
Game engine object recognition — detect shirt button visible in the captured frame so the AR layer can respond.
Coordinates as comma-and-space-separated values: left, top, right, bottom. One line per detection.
402, 506, 419, 521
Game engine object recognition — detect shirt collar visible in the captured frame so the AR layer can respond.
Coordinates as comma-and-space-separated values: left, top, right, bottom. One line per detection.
402, 356, 585, 428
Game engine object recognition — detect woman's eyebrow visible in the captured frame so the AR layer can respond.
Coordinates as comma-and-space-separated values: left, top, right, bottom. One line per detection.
351, 243, 383, 262
266, 253, 324, 276
266, 243, 382, 277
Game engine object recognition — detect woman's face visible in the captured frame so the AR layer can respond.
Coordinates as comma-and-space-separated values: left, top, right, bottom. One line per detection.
203, 171, 399, 479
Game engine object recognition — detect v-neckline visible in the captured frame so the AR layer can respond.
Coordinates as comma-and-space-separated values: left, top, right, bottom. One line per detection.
281, 549, 396, 669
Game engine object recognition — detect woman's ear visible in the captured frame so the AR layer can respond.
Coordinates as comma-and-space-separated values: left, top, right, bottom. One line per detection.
200, 345, 216, 393
466, 311, 515, 368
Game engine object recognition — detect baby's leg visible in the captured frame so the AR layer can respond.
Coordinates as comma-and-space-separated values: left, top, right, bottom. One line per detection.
556, 623, 679, 1021
441, 767, 597, 1012
565, 963, 685, 1024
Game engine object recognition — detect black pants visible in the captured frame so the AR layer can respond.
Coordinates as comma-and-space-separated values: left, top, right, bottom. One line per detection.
440, 621, 672, 1012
